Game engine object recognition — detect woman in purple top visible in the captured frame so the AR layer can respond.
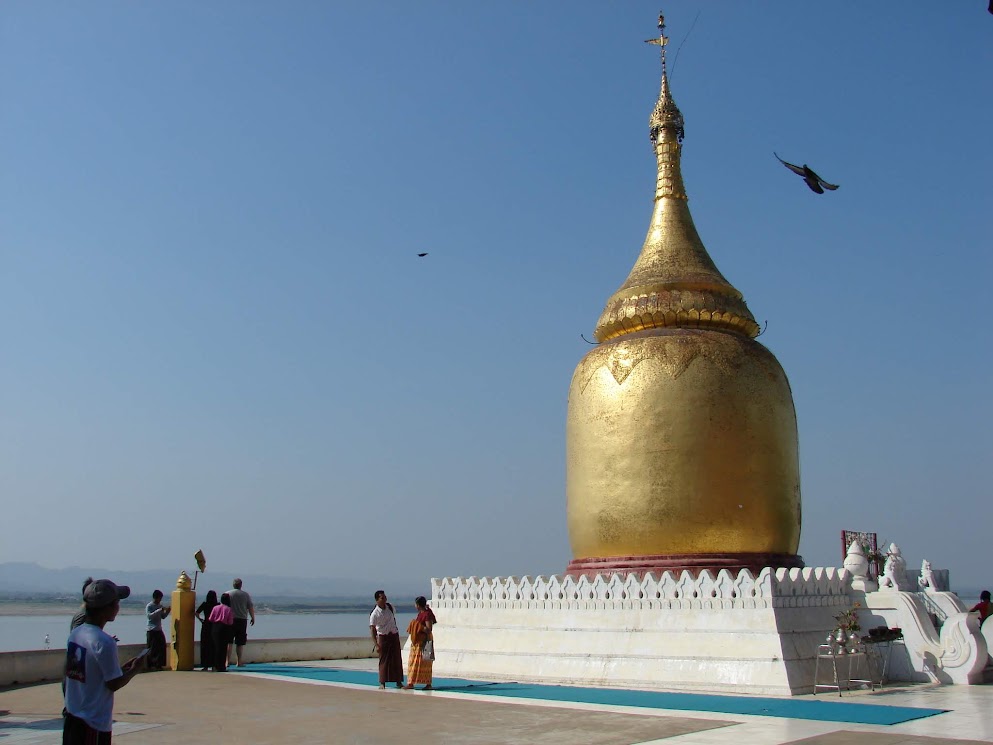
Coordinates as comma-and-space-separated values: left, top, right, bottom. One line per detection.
207, 593, 234, 672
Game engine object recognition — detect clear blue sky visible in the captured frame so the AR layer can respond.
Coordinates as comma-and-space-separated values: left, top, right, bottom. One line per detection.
2, 2, 990, 590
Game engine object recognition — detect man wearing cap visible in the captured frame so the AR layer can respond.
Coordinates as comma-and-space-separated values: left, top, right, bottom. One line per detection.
64, 579, 146, 744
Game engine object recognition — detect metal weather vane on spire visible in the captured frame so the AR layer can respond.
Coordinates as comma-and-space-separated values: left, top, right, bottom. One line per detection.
645, 12, 668, 48
646, 12, 683, 145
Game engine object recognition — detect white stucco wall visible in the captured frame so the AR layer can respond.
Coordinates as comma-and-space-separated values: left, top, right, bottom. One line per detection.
0, 637, 376, 687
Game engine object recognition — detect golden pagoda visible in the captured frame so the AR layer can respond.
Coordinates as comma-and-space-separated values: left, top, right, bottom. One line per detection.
566, 14, 802, 577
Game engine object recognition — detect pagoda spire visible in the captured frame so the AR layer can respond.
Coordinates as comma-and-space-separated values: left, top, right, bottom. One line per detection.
647, 12, 685, 198
592, 13, 760, 343
566, 12, 802, 583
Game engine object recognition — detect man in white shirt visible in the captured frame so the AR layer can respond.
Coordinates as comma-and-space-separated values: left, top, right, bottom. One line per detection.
369, 590, 404, 689
144, 590, 170, 670
64, 579, 146, 744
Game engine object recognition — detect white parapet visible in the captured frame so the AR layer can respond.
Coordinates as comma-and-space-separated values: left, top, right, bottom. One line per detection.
0, 638, 378, 688
425, 568, 853, 696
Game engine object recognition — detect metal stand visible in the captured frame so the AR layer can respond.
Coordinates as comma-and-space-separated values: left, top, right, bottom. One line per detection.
813, 645, 874, 696
863, 637, 905, 686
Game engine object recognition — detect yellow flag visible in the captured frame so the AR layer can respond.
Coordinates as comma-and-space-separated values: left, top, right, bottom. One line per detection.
194, 550, 207, 573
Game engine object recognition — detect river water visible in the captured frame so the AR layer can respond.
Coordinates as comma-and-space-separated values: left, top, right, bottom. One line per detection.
0, 612, 415, 653
4, 593, 984, 653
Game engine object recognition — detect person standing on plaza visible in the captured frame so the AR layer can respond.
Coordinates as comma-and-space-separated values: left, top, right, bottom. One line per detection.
227, 578, 255, 667
70, 577, 94, 631
369, 590, 404, 689
207, 593, 234, 672
405, 596, 437, 690
64, 579, 146, 744
145, 590, 170, 670
65, 577, 96, 698
194, 590, 219, 671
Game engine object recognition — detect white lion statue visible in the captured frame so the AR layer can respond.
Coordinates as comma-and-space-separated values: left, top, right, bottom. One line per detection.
879, 543, 908, 591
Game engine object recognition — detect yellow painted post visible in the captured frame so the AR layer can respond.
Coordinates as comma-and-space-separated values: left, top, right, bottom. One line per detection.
169, 571, 196, 671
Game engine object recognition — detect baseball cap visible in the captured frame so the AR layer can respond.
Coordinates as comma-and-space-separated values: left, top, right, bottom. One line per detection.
83, 579, 131, 609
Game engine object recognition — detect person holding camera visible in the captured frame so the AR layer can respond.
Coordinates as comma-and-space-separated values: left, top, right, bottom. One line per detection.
64, 579, 147, 744
145, 589, 171, 670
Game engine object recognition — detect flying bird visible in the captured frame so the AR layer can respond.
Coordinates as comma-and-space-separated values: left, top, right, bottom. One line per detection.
417, 252, 428, 257
774, 153, 839, 194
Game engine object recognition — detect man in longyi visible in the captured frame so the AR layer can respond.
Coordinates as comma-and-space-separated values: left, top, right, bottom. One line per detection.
369, 590, 404, 689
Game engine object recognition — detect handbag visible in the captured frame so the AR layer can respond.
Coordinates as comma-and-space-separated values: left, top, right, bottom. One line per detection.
421, 638, 435, 662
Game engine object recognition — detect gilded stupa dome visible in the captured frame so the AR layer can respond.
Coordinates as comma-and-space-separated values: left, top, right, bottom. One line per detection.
567, 14, 801, 576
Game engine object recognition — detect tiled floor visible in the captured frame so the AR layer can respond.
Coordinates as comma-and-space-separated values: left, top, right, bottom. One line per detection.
246, 659, 993, 744
2, 659, 992, 744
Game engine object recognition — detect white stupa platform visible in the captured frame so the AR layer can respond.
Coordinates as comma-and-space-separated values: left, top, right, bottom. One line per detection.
425, 566, 989, 696
427, 568, 848, 696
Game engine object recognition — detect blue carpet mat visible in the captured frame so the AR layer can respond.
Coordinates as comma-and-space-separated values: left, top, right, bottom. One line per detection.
232, 664, 947, 725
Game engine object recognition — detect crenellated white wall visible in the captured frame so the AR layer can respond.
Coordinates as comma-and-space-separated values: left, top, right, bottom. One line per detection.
432, 567, 851, 609
425, 568, 853, 696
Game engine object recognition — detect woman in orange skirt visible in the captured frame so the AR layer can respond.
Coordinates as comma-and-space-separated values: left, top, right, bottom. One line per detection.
405, 596, 437, 690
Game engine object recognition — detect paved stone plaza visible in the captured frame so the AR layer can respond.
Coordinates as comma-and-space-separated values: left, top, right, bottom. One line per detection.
2, 659, 992, 745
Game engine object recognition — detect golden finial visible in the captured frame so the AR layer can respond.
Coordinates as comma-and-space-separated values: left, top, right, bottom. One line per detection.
646, 10, 682, 146
590, 11, 760, 342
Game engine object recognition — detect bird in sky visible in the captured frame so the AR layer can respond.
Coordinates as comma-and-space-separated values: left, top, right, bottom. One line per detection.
774, 153, 840, 194
417, 252, 428, 257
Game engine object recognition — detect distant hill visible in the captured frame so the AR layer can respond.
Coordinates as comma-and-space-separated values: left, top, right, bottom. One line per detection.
0, 562, 428, 601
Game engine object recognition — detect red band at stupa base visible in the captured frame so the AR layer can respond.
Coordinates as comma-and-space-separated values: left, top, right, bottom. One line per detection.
566, 552, 805, 579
